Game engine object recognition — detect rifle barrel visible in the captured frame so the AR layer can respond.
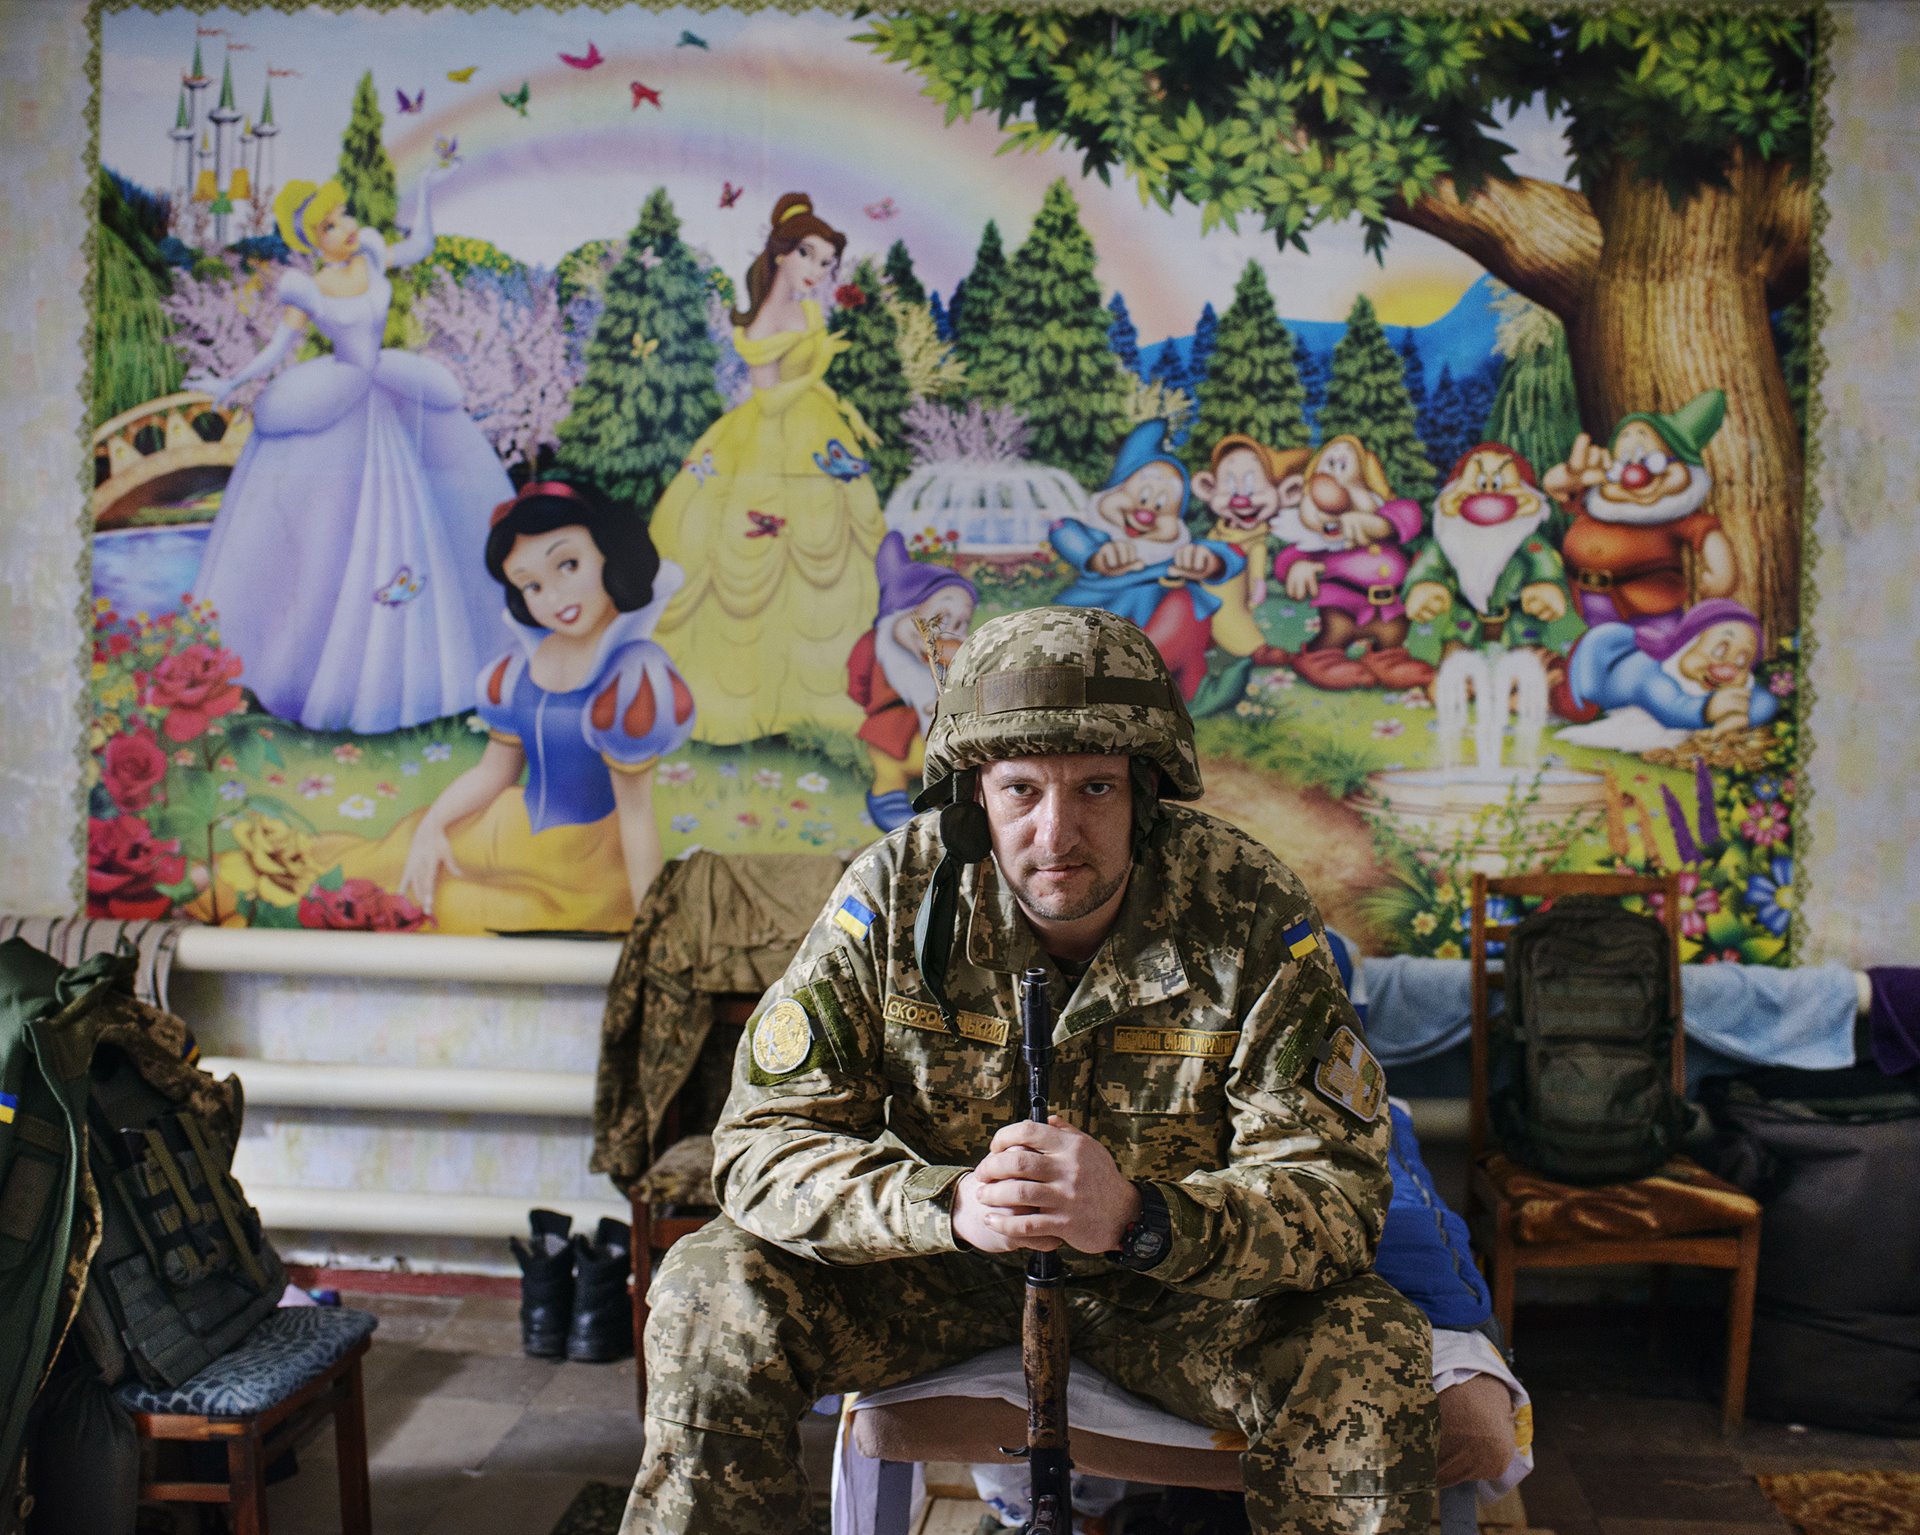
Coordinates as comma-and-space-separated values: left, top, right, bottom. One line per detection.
1016, 966, 1072, 1533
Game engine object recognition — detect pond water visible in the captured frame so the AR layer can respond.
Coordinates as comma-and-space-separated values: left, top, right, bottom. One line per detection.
92, 524, 211, 621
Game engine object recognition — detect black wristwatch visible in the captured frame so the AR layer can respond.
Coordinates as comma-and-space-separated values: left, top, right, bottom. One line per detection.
1110, 1181, 1172, 1271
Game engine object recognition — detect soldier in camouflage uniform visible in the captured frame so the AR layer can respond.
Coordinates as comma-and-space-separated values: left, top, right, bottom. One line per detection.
627, 606, 1435, 1534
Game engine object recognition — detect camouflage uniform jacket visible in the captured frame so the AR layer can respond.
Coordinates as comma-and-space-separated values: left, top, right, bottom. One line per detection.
712, 805, 1390, 1301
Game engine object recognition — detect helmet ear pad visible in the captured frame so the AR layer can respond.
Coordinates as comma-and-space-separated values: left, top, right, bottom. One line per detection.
1130, 756, 1168, 856
939, 797, 992, 864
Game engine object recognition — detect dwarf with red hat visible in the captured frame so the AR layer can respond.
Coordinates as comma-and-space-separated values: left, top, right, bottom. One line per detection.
846, 532, 978, 831
1404, 441, 1579, 661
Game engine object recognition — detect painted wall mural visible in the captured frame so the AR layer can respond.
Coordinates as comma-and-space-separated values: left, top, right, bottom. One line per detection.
86, 3, 1817, 957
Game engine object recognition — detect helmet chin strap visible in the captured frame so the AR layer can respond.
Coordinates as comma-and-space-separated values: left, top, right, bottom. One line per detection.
912, 768, 988, 1030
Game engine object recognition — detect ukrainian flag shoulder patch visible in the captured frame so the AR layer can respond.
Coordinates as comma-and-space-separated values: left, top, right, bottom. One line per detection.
832, 894, 876, 940
1282, 917, 1320, 962
0, 1090, 17, 1126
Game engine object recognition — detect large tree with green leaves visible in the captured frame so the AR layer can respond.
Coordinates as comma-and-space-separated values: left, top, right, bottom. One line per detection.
973, 179, 1127, 486
861, 8, 1814, 637
1485, 287, 1585, 486
1320, 294, 1433, 503
335, 71, 397, 235
1185, 260, 1306, 472
827, 258, 914, 498
95, 171, 182, 425
554, 188, 721, 519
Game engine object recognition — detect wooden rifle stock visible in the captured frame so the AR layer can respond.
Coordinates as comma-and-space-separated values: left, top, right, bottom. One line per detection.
1016, 966, 1073, 1534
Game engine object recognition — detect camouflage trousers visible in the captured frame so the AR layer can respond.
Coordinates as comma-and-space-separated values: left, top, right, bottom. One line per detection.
625, 1216, 1436, 1535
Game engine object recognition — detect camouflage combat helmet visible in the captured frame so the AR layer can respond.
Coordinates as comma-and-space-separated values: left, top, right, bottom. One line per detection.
917, 605, 1202, 805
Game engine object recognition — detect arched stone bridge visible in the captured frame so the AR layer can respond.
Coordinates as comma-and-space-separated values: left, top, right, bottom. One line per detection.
91, 392, 249, 528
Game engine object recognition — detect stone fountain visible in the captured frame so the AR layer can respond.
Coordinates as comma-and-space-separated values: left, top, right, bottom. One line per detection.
1359, 649, 1609, 874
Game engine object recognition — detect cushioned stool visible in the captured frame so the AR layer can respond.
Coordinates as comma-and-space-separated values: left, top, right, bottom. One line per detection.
116, 1305, 378, 1535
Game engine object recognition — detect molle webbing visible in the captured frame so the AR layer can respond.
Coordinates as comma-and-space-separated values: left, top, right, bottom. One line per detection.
936, 669, 1174, 719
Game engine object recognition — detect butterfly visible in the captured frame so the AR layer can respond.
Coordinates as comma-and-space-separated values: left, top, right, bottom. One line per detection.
373, 566, 425, 607
432, 136, 461, 169
745, 510, 785, 539
863, 198, 898, 221
630, 80, 662, 109
500, 81, 530, 117
719, 181, 743, 209
677, 30, 709, 49
559, 41, 603, 69
446, 65, 477, 83
634, 244, 662, 270
684, 450, 716, 484
630, 333, 660, 360
395, 87, 424, 114
813, 439, 870, 480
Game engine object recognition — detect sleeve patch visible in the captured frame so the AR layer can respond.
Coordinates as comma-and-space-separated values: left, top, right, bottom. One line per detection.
1282, 917, 1321, 961
1311, 1024, 1385, 1123
747, 996, 821, 1084
832, 895, 876, 940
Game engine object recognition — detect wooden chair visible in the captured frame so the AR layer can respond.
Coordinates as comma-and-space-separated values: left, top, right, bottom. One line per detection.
629, 994, 756, 1416
1465, 871, 1762, 1432
119, 1305, 377, 1535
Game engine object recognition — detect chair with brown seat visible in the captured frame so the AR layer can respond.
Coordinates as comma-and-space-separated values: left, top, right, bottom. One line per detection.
1465, 870, 1762, 1432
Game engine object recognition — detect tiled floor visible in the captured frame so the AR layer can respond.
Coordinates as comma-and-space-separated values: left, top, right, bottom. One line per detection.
256, 1291, 1920, 1534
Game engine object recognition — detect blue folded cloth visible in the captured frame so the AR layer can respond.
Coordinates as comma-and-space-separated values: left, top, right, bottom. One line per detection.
1361, 955, 1858, 1072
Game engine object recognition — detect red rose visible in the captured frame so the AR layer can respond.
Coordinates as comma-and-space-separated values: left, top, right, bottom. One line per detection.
834, 283, 867, 309
87, 815, 186, 919
145, 643, 244, 743
298, 878, 428, 933
101, 725, 169, 812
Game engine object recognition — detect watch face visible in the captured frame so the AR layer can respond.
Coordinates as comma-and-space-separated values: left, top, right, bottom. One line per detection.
1132, 1228, 1166, 1261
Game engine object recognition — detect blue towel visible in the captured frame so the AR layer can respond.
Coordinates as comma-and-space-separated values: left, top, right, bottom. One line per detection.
1375, 1102, 1492, 1330
1361, 955, 1858, 1072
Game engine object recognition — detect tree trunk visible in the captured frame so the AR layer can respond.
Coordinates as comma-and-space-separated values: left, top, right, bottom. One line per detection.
1568, 152, 1806, 645
1397, 152, 1810, 643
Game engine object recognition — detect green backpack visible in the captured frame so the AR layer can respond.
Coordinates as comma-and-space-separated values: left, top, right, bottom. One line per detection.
1492, 897, 1688, 1184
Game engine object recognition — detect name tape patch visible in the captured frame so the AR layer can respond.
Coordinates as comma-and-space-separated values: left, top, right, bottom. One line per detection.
832, 895, 876, 940
1111, 1026, 1239, 1059
883, 993, 1011, 1047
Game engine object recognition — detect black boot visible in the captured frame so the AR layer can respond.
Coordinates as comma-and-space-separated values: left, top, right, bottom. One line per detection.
511, 1208, 574, 1359
566, 1218, 634, 1364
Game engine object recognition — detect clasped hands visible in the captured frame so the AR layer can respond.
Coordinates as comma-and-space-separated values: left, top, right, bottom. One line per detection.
951, 1115, 1142, 1256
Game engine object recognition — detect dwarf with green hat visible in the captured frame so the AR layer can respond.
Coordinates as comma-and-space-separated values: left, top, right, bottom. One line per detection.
1543, 388, 1738, 643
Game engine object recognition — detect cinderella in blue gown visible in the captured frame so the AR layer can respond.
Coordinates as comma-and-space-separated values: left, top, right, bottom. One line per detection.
191, 180, 511, 734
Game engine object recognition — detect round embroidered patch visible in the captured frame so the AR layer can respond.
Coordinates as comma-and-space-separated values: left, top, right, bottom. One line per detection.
752, 998, 814, 1076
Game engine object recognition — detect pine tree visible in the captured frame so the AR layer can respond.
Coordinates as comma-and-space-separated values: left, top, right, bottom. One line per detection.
1293, 331, 1328, 440
1319, 294, 1434, 502
929, 289, 954, 343
1182, 261, 1306, 473
824, 257, 915, 497
335, 70, 397, 234
1399, 329, 1428, 419
884, 239, 926, 308
1107, 292, 1141, 378
554, 188, 722, 519
972, 180, 1127, 485
1189, 302, 1220, 394
1484, 334, 1582, 480
950, 219, 1007, 379
1418, 359, 1456, 479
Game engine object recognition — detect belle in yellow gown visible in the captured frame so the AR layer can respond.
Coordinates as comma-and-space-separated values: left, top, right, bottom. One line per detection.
648, 192, 885, 746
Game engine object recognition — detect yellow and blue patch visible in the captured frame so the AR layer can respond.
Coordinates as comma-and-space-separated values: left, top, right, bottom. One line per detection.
1283, 918, 1319, 961
832, 894, 876, 940
0, 1090, 17, 1126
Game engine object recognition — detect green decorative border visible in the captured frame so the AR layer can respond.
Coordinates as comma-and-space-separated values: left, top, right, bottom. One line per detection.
78, 0, 1830, 949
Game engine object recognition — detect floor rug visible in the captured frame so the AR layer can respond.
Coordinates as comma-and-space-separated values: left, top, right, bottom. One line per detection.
1756, 1470, 1920, 1534
549, 1482, 832, 1535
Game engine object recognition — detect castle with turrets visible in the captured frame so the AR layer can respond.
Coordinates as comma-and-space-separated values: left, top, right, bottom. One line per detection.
167, 38, 279, 246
